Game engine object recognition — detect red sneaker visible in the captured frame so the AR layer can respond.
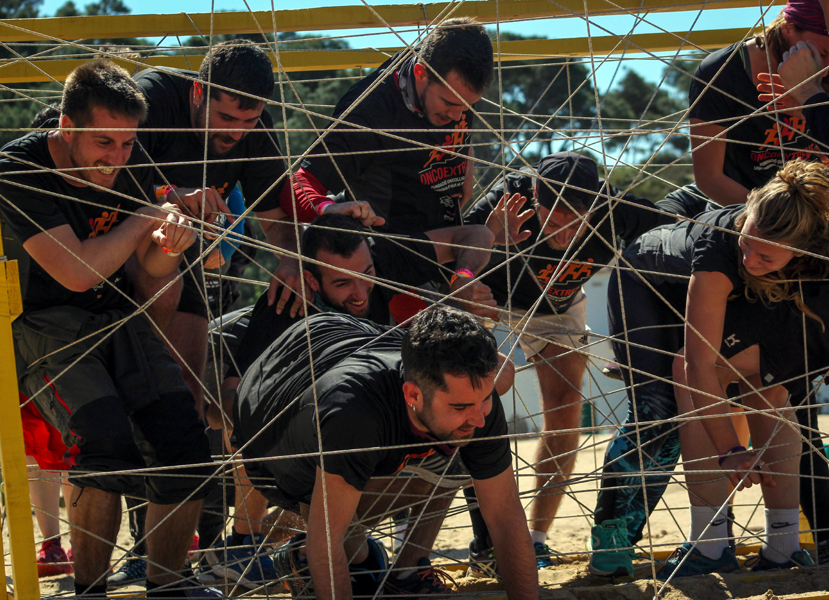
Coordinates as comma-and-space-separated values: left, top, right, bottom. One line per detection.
37, 539, 73, 577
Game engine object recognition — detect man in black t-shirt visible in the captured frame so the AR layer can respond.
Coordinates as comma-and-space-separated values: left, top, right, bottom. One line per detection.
200, 214, 498, 586
463, 152, 685, 564
0, 61, 217, 599
278, 17, 494, 234
234, 307, 538, 600
132, 40, 382, 413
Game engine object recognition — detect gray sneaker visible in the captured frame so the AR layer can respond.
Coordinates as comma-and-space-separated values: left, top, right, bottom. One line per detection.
107, 557, 147, 588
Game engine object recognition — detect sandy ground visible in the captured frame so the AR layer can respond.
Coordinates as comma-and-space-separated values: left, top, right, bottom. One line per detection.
34, 419, 829, 598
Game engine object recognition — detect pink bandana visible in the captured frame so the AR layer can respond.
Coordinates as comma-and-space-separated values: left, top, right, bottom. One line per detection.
784, 0, 829, 36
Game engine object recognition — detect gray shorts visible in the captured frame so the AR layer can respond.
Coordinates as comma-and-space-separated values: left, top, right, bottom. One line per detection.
13, 306, 215, 504
496, 288, 590, 360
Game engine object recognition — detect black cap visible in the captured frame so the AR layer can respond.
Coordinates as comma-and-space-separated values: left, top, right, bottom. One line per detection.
533, 152, 600, 212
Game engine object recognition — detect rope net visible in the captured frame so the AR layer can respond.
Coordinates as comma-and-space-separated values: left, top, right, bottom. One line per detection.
1, 1, 828, 598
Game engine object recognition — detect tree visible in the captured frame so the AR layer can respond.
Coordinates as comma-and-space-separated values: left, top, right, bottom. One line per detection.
475, 31, 596, 190
597, 68, 688, 163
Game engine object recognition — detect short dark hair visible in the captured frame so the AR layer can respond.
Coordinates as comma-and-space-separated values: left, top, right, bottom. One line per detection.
418, 17, 494, 93
199, 39, 275, 111
301, 213, 369, 280
61, 60, 148, 127
402, 306, 498, 401
30, 102, 60, 129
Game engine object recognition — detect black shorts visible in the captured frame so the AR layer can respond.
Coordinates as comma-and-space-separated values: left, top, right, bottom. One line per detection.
177, 245, 209, 319
14, 306, 216, 504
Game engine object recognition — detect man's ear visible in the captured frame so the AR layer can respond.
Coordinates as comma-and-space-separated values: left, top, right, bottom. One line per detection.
192, 81, 204, 105
60, 114, 74, 143
402, 381, 423, 411
413, 62, 429, 84
303, 270, 321, 293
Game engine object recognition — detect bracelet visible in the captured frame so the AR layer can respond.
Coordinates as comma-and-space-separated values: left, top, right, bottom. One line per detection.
717, 445, 747, 466
317, 200, 336, 214
155, 184, 177, 203
162, 247, 181, 257
449, 268, 474, 286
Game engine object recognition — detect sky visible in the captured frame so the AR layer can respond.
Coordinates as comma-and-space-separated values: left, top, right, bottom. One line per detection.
34, 0, 782, 91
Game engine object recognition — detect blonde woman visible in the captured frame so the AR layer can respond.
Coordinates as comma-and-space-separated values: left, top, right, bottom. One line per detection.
589, 160, 829, 577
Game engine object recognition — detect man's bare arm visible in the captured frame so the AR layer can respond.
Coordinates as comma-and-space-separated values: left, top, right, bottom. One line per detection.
475, 467, 539, 600
306, 468, 363, 600
23, 205, 166, 292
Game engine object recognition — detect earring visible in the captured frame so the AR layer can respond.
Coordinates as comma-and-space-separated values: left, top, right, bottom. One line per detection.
408, 403, 416, 413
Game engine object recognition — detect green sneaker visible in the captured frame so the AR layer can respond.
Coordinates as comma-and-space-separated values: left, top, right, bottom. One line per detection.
587, 519, 634, 577
656, 543, 739, 580
749, 548, 815, 571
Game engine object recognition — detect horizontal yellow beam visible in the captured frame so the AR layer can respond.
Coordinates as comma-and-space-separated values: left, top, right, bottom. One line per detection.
0, 28, 756, 84
0, 0, 783, 43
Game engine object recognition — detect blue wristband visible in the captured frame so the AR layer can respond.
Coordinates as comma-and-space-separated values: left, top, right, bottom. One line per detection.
718, 445, 747, 467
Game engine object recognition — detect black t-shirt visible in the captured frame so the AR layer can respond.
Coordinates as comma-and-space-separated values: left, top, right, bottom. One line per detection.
0, 129, 151, 312
623, 205, 746, 311
689, 43, 827, 191
719, 283, 829, 395
803, 92, 829, 148
234, 313, 510, 503
465, 167, 673, 313
134, 68, 286, 213
299, 53, 474, 234
227, 232, 441, 378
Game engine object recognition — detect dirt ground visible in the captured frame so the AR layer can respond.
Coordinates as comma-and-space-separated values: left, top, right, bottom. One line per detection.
34, 420, 829, 599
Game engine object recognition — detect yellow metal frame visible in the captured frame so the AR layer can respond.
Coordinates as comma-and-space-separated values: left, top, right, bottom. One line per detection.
0, 249, 39, 600
0, 0, 783, 42
0, 28, 757, 84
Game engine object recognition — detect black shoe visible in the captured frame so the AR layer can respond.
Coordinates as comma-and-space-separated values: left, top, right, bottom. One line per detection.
273, 533, 313, 599
467, 538, 497, 578
350, 538, 389, 598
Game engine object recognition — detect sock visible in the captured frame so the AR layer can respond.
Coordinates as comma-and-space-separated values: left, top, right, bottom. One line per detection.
530, 530, 547, 545
763, 508, 801, 563
146, 580, 187, 598
230, 527, 248, 547
396, 567, 418, 580
689, 505, 729, 560
74, 583, 107, 597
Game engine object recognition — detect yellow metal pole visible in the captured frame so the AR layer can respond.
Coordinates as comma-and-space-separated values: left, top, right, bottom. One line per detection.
0, 27, 758, 84
0, 250, 40, 600
0, 0, 784, 43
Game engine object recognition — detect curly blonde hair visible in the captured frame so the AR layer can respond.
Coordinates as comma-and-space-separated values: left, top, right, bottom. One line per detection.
736, 159, 829, 326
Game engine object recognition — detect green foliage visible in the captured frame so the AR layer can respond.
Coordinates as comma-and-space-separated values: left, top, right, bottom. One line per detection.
597, 68, 688, 161
476, 31, 596, 190
605, 152, 695, 201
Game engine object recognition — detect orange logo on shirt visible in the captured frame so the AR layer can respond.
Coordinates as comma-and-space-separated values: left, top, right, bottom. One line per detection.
88, 205, 121, 238
536, 259, 595, 286
761, 116, 807, 147
423, 115, 470, 169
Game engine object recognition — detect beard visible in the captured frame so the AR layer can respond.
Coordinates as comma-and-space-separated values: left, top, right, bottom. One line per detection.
317, 285, 372, 318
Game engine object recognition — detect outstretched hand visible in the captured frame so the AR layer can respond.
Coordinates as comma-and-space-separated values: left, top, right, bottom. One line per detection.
486, 193, 536, 246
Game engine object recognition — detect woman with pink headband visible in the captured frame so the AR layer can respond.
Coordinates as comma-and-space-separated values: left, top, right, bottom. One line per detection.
688, 0, 829, 207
